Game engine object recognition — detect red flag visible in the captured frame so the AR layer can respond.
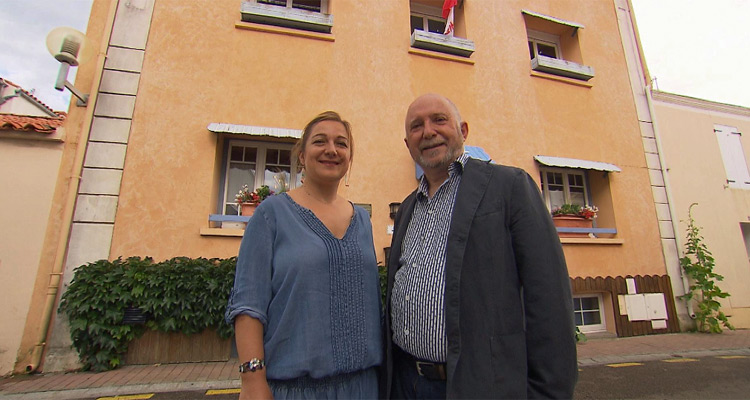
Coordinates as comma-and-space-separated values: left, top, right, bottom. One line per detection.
442, 0, 457, 19
443, 0, 456, 35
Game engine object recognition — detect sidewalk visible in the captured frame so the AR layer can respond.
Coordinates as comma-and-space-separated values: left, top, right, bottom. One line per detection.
2, 330, 750, 399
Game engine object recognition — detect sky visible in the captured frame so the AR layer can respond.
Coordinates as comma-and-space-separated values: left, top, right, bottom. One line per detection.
0, 1, 748, 112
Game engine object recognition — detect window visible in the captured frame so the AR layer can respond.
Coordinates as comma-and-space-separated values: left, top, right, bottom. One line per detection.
410, 4, 447, 35
528, 29, 560, 59
258, 0, 322, 13
522, 10, 594, 81
409, 0, 475, 58
574, 295, 606, 333
715, 124, 750, 189
539, 168, 589, 211
240, 0, 332, 33
222, 140, 301, 215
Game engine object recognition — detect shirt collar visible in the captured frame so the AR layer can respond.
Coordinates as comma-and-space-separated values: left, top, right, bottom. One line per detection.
416, 151, 470, 199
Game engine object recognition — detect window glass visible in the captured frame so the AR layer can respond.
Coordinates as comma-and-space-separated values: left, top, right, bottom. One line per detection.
573, 295, 604, 331
536, 42, 557, 58
223, 141, 298, 215
410, 15, 423, 33
546, 171, 565, 209
568, 174, 585, 206
427, 18, 444, 34
292, 0, 321, 12
226, 145, 258, 214
541, 168, 589, 211
258, 0, 286, 6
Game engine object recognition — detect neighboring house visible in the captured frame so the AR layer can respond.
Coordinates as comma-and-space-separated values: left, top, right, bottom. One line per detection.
649, 91, 750, 329
0, 78, 66, 376
14, 0, 681, 373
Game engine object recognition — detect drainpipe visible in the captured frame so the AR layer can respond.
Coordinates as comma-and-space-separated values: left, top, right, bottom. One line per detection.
644, 85, 696, 320
25, 0, 119, 373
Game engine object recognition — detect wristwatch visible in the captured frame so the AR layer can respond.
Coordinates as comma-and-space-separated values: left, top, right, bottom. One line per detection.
239, 358, 265, 373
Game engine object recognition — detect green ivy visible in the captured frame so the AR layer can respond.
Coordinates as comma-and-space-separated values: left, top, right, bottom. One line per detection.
59, 256, 236, 371
679, 204, 734, 333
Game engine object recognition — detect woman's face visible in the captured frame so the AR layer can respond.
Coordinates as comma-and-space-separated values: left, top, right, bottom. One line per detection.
299, 120, 351, 184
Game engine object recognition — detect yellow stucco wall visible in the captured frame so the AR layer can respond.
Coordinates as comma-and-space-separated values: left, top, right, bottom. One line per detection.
653, 93, 750, 328
99, 0, 665, 280
0, 134, 64, 375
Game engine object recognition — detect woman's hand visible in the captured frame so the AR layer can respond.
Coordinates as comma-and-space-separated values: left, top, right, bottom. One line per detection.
239, 377, 273, 400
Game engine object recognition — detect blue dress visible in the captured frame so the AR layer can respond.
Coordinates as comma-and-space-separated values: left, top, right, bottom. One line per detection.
225, 193, 382, 399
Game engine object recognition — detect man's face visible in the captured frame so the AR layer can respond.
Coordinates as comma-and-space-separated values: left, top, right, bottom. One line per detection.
404, 94, 467, 174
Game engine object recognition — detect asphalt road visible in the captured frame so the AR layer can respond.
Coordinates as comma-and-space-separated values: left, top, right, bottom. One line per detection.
575, 355, 750, 399
79, 355, 750, 399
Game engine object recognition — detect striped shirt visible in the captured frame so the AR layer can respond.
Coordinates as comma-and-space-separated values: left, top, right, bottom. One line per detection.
391, 153, 469, 362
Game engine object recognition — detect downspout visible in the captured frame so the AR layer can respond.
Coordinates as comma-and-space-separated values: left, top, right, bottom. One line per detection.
625, 0, 695, 320
644, 85, 696, 319
26, 0, 119, 373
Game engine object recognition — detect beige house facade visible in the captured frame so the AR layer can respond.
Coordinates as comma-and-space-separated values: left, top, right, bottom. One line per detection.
13, 0, 686, 373
650, 91, 750, 329
0, 79, 66, 376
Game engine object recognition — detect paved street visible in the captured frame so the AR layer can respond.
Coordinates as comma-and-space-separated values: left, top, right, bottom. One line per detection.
575, 354, 750, 399
3, 330, 750, 399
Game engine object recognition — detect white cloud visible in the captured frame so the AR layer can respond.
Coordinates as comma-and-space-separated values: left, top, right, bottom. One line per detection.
632, 0, 750, 107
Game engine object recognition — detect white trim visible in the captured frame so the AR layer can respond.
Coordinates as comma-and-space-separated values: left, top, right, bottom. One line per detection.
574, 294, 606, 333
521, 9, 584, 29
241, 1, 333, 33
531, 55, 595, 81
535, 155, 620, 172
208, 123, 302, 139
410, 30, 474, 58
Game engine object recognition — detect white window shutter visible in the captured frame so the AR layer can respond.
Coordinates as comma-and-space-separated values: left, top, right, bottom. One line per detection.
715, 125, 750, 188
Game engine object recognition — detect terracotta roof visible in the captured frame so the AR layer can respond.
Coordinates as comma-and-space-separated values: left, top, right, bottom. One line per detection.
0, 113, 66, 134
1, 77, 60, 116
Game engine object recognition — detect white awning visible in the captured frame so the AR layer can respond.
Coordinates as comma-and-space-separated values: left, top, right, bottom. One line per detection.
207, 123, 302, 139
521, 10, 584, 29
534, 155, 621, 172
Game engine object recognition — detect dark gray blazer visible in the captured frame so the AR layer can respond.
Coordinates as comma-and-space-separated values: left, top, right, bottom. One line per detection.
384, 158, 578, 399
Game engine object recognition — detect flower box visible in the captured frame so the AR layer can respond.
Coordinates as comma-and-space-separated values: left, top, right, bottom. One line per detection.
552, 215, 593, 238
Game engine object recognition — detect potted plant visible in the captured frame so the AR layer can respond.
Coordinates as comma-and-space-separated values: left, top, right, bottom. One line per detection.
551, 204, 598, 237
236, 184, 274, 216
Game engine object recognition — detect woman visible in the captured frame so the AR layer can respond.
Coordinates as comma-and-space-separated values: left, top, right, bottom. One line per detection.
225, 111, 382, 399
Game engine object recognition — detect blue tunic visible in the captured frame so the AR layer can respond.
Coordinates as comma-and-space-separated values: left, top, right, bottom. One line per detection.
225, 193, 382, 398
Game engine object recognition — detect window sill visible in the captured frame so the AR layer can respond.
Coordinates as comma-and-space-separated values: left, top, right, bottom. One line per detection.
530, 70, 593, 88
240, 2, 333, 33
560, 238, 623, 245
531, 55, 594, 81
235, 21, 335, 42
200, 227, 245, 237
410, 30, 475, 58
408, 48, 475, 65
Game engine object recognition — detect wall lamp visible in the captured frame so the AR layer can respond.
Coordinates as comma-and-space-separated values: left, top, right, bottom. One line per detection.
389, 202, 401, 220
46, 27, 91, 107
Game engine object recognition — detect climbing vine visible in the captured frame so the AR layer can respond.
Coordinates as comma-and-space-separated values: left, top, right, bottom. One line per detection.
59, 256, 236, 371
679, 203, 734, 333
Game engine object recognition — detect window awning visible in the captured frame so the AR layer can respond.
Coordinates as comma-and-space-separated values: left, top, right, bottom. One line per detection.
534, 155, 621, 172
521, 10, 584, 29
416, 146, 493, 179
207, 123, 302, 139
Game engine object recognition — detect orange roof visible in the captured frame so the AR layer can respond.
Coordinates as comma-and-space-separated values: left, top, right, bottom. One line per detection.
0, 113, 66, 134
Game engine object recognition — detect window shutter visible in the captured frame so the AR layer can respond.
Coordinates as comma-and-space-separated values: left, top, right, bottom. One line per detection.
715, 125, 750, 187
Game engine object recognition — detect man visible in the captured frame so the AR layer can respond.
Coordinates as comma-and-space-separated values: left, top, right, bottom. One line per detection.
384, 93, 577, 399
